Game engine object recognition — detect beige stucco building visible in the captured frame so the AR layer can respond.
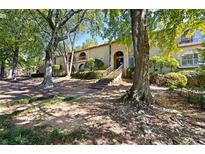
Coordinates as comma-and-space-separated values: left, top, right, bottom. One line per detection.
54, 42, 134, 73
54, 30, 205, 74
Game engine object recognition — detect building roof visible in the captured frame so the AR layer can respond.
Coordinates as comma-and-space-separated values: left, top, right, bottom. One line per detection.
55, 42, 114, 58
74, 42, 110, 53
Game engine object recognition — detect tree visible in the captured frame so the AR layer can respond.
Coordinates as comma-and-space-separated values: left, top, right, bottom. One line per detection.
122, 10, 153, 109
37, 9, 86, 88
81, 38, 98, 49
103, 9, 205, 110
54, 10, 103, 78
150, 56, 162, 71
166, 58, 179, 72
94, 59, 104, 69
0, 10, 44, 80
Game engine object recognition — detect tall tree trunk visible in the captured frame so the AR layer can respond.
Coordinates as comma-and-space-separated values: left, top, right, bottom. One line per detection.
63, 41, 70, 77
11, 47, 19, 81
69, 49, 75, 75
68, 31, 77, 77
41, 36, 58, 88
0, 60, 5, 80
63, 56, 70, 76
41, 47, 54, 88
123, 9, 153, 110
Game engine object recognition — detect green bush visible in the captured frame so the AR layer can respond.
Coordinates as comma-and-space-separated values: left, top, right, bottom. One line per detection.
52, 64, 61, 71
84, 58, 95, 71
165, 58, 179, 72
164, 72, 187, 88
189, 95, 205, 109
169, 85, 177, 91
94, 59, 104, 69
152, 72, 187, 88
150, 56, 179, 72
150, 71, 161, 84
150, 56, 166, 72
71, 71, 104, 79
180, 69, 205, 87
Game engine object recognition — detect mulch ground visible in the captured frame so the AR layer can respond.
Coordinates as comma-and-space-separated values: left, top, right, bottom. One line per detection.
0, 78, 204, 144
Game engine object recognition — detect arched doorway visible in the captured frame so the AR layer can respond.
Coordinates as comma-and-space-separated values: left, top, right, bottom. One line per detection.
114, 51, 124, 69
79, 64, 85, 72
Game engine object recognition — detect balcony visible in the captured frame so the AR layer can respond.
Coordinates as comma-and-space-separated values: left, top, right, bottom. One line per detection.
178, 36, 205, 47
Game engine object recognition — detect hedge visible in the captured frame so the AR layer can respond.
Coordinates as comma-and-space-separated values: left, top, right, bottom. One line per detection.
71, 71, 105, 79
179, 69, 205, 87
150, 72, 187, 88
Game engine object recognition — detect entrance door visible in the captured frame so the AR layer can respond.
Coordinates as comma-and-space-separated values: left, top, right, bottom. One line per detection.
116, 57, 124, 68
114, 51, 124, 69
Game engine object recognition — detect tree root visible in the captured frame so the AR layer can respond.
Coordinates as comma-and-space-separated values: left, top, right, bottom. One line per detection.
40, 78, 55, 89
122, 89, 153, 111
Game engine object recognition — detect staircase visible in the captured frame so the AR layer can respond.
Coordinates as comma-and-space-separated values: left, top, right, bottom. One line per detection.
89, 65, 123, 90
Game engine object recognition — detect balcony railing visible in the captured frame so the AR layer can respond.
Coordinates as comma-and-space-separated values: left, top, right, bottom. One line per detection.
178, 36, 205, 45
178, 38, 193, 44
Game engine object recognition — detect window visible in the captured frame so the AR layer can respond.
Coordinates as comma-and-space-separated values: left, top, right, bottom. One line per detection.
79, 52, 86, 60
181, 53, 198, 66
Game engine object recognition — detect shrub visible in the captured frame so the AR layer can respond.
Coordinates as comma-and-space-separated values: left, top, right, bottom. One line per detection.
169, 85, 177, 91
152, 72, 187, 88
52, 64, 61, 71
150, 56, 166, 72
150, 71, 161, 84
180, 69, 205, 87
86, 71, 104, 79
94, 59, 104, 69
71, 71, 104, 79
164, 72, 187, 88
189, 95, 205, 109
84, 58, 95, 71
150, 56, 179, 72
165, 58, 179, 72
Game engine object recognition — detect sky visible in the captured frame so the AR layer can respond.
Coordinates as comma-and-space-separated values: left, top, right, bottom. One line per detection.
75, 32, 107, 47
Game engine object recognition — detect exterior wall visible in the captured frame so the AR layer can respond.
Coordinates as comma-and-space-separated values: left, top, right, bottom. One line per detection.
54, 42, 131, 72
55, 56, 65, 68
174, 44, 201, 69
53, 40, 204, 74
111, 42, 129, 69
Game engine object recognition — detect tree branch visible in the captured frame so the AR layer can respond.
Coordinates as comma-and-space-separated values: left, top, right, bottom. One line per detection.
59, 9, 83, 28
58, 10, 87, 42
37, 9, 55, 31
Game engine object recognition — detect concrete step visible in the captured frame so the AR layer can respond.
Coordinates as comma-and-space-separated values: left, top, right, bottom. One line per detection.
89, 78, 114, 90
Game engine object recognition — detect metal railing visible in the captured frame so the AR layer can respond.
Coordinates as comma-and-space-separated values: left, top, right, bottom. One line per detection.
105, 66, 113, 76
106, 64, 123, 79
178, 36, 205, 45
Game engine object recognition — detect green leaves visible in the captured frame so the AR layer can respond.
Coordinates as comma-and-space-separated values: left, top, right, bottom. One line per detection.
103, 10, 132, 47
0, 10, 45, 71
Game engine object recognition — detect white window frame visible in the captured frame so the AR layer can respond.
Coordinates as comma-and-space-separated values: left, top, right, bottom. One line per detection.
180, 53, 199, 68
